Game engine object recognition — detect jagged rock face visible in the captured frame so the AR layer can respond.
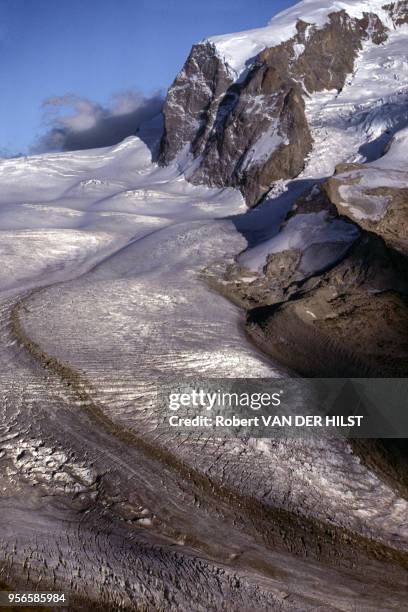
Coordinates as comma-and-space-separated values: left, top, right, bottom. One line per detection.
160, 11, 388, 206
191, 79, 312, 207
292, 13, 387, 92
212, 190, 359, 307
324, 162, 408, 256
159, 42, 233, 163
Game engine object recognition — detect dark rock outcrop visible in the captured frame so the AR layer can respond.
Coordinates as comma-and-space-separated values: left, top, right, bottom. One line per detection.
160, 11, 388, 206
385, 0, 408, 25
324, 161, 408, 256
207, 180, 408, 377
159, 42, 234, 163
246, 230, 408, 377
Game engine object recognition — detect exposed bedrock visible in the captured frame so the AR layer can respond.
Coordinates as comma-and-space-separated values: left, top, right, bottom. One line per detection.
211, 184, 408, 378
160, 11, 388, 206
324, 161, 408, 256
246, 231, 408, 377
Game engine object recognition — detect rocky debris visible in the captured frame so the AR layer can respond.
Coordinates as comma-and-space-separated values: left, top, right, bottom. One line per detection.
160, 10, 388, 206
204, 175, 408, 377
245, 225, 408, 377
324, 161, 408, 256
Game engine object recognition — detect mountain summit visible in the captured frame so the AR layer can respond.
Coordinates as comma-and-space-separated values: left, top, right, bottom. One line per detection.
160, 0, 408, 206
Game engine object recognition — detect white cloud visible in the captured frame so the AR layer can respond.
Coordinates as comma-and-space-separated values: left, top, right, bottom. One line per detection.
33, 90, 163, 153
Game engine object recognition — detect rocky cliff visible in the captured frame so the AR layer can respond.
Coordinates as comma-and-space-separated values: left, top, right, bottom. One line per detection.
324, 159, 408, 256
159, 2, 399, 206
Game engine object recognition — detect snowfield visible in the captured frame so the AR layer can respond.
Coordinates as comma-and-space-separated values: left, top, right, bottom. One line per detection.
0, 122, 247, 295
0, 117, 283, 379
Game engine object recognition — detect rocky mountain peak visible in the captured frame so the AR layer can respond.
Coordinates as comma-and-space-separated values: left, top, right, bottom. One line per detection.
159, 0, 406, 206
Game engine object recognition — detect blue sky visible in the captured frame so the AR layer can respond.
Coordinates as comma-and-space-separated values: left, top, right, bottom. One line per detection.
0, 0, 295, 155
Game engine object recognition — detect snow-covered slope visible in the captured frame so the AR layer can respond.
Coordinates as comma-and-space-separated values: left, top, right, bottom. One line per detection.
0, 123, 244, 293
208, 0, 394, 79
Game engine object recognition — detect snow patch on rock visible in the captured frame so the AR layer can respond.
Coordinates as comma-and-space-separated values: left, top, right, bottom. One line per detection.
207, 0, 394, 79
